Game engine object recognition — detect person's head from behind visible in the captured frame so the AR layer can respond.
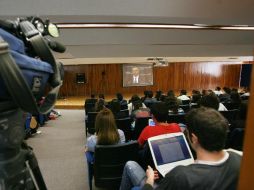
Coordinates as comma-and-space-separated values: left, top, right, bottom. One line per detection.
131, 94, 140, 103
230, 91, 241, 104
116, 93, 123, 101
155, 90, 162, 100
91, 94, 96, 99
132, 100, 143, 111
151, 102, 168, 123
215, 86, 221, 91
164, 96, 179, 114
180, 89, 187, 96
110, 99, 121, 113
143, 90, 149, 97
147, 91, 153, 98
223, 87, 231, 94
95, 108, 120, 145
192, 89, 200, 95
167, 90, 175, 98
132, 67, 140, 77
186, 107, 228, 152
99, 93, 105, 99
95, 98, 105, 112
199, 93, 219, 110
191, 93, 201, 103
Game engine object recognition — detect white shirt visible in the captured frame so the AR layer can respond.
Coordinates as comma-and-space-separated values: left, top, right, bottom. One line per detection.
133, 76, 139, 83
177, 95, 190, 101
218, 103, 228, 111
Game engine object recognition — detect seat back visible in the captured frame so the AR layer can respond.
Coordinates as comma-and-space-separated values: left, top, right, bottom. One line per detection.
222, 102, 240, 110
94, 141, 139, 189
179, 104, 190, 113
120, 104, 128, 110
85, 101, 96, 114
120, 109, 129, 117
227, 128, 245, 151
132, 117, 151, 140
86, 112, 98, 135
115, 117, 132, 141
167, 113, 186, 124
181, 100, 190, 105
220, 109, 239, 125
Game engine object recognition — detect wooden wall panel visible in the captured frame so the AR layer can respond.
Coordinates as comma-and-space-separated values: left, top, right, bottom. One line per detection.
59, 62, 241, 97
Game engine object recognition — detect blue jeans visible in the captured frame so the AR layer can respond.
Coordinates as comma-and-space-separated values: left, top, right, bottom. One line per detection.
120, 161, 146, 190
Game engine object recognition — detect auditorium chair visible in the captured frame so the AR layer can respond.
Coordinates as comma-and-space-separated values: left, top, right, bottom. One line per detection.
120, 104, 128, 110
85, 112, 98, 136
115, 117, 132, 141
181, 100, 191, 105
226, 128, 245, 151
167, 113, 186, 125
119, 109, 130, 117
179, 104, 190, 113
132, 116, 151, 140
92, 141, 139, 190
220, 109, 239, 125
222, 102, 240, 110
84, 102, 96, 115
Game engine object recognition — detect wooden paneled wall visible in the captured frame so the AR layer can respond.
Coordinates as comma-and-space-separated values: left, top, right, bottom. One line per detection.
59, 62, 241, 97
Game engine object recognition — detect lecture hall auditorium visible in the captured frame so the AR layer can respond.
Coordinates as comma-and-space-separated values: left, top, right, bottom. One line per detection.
1, 0, 254, 189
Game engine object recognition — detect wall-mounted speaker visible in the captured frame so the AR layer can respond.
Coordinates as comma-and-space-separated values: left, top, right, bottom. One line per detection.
76, 73, 86, 84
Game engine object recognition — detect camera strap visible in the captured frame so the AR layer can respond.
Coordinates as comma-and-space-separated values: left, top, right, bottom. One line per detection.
0, 33, 61, 114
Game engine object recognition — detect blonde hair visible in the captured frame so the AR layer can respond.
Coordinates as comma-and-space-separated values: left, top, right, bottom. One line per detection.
95, 108, 120, 145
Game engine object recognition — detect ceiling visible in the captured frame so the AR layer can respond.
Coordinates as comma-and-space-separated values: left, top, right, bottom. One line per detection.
1, 0, 254, 64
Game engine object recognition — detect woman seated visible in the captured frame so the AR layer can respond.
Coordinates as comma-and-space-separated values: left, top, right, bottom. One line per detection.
86, 108, 126, 153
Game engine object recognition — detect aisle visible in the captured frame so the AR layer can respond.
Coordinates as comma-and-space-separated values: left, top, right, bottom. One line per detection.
27, 109, 88, 190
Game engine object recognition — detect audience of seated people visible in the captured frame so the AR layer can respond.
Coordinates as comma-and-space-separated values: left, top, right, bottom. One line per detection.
83, 88, 247, 189
120, 107, 242, 190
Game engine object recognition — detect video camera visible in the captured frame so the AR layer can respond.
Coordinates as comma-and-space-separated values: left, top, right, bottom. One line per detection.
0, 16, 65, 189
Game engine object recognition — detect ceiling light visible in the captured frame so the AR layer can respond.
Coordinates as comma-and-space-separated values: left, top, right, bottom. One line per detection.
56, 23, 254, 31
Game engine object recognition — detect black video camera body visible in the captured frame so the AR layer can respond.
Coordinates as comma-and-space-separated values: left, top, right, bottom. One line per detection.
0, 17, 65, 114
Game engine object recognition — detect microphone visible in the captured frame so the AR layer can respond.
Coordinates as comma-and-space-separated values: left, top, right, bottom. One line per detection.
45, 37, 66, 53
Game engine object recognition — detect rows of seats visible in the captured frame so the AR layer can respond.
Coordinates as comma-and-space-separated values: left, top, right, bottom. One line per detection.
84, 90, 248, 189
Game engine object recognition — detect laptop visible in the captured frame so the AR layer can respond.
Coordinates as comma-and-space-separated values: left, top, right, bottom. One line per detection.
148, 132, 194, 177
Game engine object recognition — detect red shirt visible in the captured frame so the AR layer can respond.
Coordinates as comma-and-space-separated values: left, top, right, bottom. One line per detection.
137, 123, 181, 146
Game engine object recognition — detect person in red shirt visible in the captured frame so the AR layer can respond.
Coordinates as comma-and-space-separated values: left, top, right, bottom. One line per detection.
138, 102, 181, 147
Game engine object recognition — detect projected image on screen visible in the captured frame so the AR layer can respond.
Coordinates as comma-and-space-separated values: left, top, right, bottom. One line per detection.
122, 64, 153, 87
